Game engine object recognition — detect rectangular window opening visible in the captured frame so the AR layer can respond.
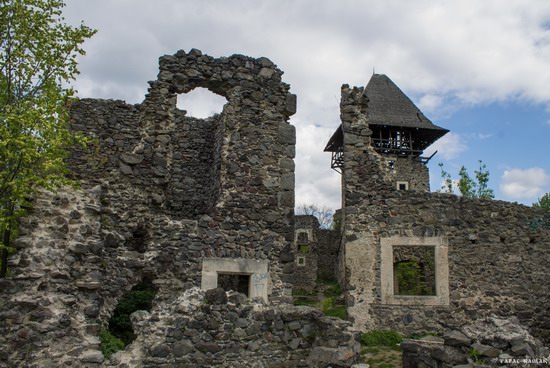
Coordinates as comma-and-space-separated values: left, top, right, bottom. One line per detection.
380, 237, 449, 306
397, 181, 409, 191
217, 273, 250, 297
392, 245, 436, 296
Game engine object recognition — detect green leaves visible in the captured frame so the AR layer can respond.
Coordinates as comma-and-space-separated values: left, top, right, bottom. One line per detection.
533, 193, 550, 211
0, 0, 96, 277
438, 160, 494, 199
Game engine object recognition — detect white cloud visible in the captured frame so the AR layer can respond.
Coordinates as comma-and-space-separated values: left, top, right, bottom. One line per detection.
424, 133, 467, 160
418, 94, 444, 113
295, 123, 341, 210
500, 168, 550, 199
177, 88, 227, 118
474, 133, 493, 140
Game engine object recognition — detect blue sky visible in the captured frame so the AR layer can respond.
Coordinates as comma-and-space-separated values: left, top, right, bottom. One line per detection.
424, 100, 550, 205
63, 0, 550, 210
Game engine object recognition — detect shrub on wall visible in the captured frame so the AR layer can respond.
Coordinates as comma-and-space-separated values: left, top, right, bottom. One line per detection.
106, 280, 156, 348
99, 328, 125, 359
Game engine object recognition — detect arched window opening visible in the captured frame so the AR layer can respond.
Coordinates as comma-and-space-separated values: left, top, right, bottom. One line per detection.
176, 87, 227, 119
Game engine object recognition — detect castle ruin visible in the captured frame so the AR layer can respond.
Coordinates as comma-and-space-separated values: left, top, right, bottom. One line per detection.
0, 49, 549, 367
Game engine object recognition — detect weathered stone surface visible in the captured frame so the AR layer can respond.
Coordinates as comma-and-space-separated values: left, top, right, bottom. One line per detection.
511, 342, 535, 357
472, 342, 500, 358
444, 330, 471, 347
336, 79, 550, 345
173, 340, 194, 357
402, 317, 548, 366
151, 343, 171, 357
120, 153, 144, 164
205, 288, 228, 305
0, 49, 300, 367
80, 350, 104, 363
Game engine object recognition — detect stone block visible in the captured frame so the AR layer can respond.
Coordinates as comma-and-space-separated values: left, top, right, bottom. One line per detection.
444, 330, 471, 347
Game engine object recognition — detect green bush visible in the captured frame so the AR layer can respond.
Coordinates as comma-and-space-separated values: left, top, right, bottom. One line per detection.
322, 296, 334, 312
361, 330, 403, 346
99, 328, 125, 359
107, 281, 156, 346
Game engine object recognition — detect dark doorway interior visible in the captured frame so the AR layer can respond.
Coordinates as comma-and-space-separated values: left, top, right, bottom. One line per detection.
217, 273, 250, 296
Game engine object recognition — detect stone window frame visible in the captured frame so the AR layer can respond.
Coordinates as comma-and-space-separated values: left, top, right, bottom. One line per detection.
295, 229, 312, 244
380, 237, 449, 306
201, 258, 269, 302
296, 256, 306, 267
396, 181, 409, 191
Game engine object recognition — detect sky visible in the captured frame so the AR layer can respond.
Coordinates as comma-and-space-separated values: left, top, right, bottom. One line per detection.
63, 0, 550, 211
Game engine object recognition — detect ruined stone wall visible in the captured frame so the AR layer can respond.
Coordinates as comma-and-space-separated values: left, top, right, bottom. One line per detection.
107, 288, 360, 367
338, 84, 550, 344
401, 317, 550, 367
293, 216, 340, 291
0, 49, 299, 367
293, 253, 318, 292
316, 229, 341, 281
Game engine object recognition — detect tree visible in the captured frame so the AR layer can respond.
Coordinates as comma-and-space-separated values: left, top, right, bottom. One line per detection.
438, 160, 494, 199
295, 203, 334, 229
533, 193, 550, 211
0, 0, 96, 277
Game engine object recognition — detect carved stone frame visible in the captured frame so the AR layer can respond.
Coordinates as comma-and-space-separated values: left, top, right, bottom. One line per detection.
380, 236, 449, 305
201, 258, 270, 302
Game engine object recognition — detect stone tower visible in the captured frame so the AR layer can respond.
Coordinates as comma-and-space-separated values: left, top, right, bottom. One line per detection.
324, 74, 448, 191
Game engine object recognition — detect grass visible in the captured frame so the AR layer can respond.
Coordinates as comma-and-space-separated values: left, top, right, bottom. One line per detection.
359, 330, 403, 367
361, 330, 403, 346
292, 280, 347, 320
362, 345, 402, 368
292, 288, 316, 297
293, 298, 318, 307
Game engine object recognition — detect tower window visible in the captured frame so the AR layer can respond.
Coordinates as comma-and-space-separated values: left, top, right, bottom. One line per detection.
296, 256, 306, 267
397, 181, 409, 191
297, 232, 309, 243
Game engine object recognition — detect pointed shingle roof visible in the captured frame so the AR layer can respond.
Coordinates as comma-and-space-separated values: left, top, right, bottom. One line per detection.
364, 74, 447, 133
325, 74, 448, 157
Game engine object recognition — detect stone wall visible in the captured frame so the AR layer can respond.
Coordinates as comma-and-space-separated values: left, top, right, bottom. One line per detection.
0, 49, 300, 367
293, 216, 340, 291
338, 84, 550, 344
107, 287, 360, 367
316, 229, 341, 281
401, 316, 550, 367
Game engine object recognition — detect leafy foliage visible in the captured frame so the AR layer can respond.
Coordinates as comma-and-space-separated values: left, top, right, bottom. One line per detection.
533, 193, 550, 211
468, 347, 482, 363
99, 328, 125, 359
0, 0, 96, 277
361, 330, 403, 346
395, 260, 434, 296
321, 296, 347, 319
108, 281, 156, 346
438, 160, 494, 199
330, 210, 341, 231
